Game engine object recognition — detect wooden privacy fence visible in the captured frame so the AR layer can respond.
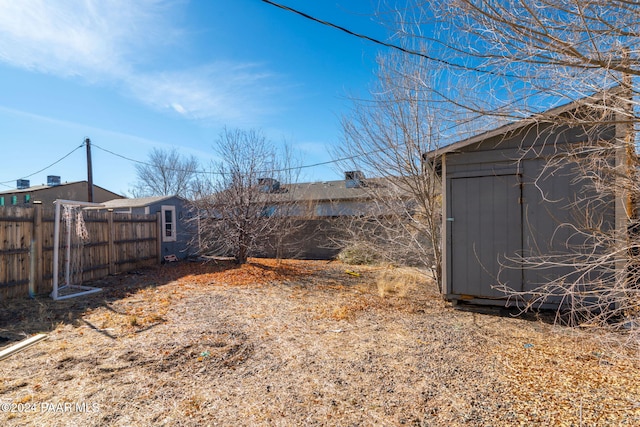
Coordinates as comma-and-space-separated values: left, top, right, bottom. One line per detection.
0, 205, 161, 300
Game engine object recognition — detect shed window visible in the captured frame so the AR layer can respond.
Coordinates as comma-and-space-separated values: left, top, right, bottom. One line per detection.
24, 194, 31, 203
161, 205, 177, 242
11, 195, 17, 205
0, 197, 4, 206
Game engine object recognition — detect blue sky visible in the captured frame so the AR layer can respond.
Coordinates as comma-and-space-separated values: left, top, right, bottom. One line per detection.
0, 0, 388, 196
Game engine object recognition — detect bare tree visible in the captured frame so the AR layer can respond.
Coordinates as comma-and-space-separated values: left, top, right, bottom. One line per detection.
191, 128, 301, 264
264, 143, 306, 260
376, 0, 639, 121
131, 147, 199, 198
336, 50, 447, 285
372, 1, 639, 343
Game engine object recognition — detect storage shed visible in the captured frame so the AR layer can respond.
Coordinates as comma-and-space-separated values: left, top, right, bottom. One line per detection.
98, 195, 196, 260
429, 89, 632, 308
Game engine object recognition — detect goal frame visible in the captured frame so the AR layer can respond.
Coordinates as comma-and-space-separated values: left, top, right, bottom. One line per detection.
51, 199, 104, 301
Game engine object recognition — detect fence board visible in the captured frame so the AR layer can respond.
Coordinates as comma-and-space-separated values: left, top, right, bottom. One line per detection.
0, 207, 33, 299
0, 206, 159, 300
112, 214, 158, 273
40, 215, 55, 293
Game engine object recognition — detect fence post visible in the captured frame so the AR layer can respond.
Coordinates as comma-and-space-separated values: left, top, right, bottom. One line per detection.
108, 209, 116, 275
31, 202, 43, 296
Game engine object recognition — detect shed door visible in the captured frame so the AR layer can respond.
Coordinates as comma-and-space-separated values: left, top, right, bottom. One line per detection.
450, 174, 522, 298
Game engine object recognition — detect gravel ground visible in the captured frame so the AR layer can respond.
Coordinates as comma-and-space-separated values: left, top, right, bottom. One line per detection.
0, 259, 639, 426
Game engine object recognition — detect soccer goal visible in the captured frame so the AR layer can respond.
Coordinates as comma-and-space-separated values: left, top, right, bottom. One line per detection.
51, 199, 104, 301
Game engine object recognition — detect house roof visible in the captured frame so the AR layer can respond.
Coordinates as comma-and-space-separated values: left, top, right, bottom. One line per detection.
0, 180, 123, 197
425, 85, 625, 159
284, 180, 372, 201
99, 195, 186, 209
265, 176, 410, 203
0, 184, 53, 194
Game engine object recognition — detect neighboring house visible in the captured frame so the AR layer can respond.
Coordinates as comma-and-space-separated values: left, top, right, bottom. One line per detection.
97, 195, 196, 260
427, 88, 631, 308
254, 172, 413, 259
0, 176, 124, 208
265, 172, 409, 218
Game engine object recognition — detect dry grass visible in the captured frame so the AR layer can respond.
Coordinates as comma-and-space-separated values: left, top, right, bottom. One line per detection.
375, 266, 423, 298
0, 258, 639, 426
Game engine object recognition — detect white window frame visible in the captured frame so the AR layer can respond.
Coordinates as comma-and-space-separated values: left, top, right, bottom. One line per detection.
161, 205, 177, 242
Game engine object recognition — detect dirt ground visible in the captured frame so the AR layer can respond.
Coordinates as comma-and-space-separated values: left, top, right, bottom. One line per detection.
0, 259, 639, 426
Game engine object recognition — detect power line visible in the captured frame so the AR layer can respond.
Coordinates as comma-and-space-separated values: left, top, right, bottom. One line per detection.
91, 142, 383, 176
259, 0, 513, 78
0, 142, 85, 188
92, 143, 151, 167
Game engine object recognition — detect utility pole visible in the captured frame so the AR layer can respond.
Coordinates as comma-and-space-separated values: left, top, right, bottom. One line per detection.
85, 138, 94, 202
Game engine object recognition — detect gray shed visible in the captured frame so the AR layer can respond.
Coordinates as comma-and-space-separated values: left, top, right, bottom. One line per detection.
99, 195, 196, 260
430, 90, 631, 308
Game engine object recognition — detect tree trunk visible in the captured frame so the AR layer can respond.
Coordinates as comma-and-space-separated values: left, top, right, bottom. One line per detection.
236, 241, 248, 265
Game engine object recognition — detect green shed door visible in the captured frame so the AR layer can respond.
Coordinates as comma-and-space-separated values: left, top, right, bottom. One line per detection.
450, 174, 523, 298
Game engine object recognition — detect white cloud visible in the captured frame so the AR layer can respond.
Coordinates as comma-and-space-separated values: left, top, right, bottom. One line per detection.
0, 0, 284, 125
0, 0, 166, 78
127, 63, 283, 125
171, 103, 187, 115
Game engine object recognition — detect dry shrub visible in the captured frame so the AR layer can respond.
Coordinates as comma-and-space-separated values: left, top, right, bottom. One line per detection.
337, 243, 379, 265
376, 267, 424, 298
326, 267, 428, 321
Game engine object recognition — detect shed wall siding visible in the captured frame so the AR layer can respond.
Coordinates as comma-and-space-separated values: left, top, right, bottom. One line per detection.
444, 122, 616, 304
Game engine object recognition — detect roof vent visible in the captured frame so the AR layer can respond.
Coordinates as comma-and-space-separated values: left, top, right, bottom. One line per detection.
47, 175, 61, 186
16, 179, 30, 190
345, 171, 365, 188
258, 178, 281, 193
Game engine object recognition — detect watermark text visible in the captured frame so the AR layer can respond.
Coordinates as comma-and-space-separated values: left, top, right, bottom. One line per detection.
0, 401, 99, 413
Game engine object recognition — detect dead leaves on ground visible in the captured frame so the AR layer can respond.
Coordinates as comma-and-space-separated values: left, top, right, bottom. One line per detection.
174, 258, 320, 288
2, 261, 640, 426
492, 328, 640, 425
80, 259, 323, 336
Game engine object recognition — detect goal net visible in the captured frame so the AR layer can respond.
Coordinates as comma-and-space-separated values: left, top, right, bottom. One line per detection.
51, 199, 104, 300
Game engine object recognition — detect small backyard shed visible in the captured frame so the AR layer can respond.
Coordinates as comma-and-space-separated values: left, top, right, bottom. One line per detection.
98, 195, 196, 260
429, 89, 632, 308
